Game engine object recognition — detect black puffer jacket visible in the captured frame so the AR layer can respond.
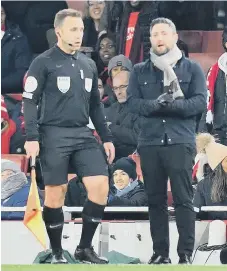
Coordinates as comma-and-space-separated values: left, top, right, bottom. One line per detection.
1, 21, 32, 94
108, 181, 148, 206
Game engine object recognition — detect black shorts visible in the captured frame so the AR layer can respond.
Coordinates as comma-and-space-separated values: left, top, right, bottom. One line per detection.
39, 126, 108, 186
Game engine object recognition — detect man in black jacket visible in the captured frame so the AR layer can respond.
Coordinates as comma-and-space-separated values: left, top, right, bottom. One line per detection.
105, 70, 140, 160
127, 17, 207, 264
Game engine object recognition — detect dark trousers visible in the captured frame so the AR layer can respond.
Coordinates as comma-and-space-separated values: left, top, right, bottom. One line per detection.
139, 144, 195, 257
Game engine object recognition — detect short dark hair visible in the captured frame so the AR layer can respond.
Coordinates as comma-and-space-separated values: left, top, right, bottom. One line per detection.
54, 9, 82, 28
150, 17, 176, 33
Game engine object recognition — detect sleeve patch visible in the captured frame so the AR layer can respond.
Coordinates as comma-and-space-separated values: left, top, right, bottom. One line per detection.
24, 76, 38, 93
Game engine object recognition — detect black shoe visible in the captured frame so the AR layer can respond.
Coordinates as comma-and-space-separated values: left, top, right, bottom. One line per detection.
178, 254, 192, 264
74, 246, 108, 264
51, 252, 68, 264
148, 253, 171, 264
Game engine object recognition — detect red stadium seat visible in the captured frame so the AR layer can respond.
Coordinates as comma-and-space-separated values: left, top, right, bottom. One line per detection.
6, 94, 23, 101
1, 154, 28, 174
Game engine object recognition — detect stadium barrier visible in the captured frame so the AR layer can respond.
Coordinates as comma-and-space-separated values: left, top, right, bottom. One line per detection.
1, 206, 227, 265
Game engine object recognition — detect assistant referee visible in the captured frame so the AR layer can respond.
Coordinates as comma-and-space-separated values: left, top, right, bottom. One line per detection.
23, 9, 115, 264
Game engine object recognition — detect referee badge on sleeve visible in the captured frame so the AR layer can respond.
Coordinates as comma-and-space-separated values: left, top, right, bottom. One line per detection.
57, 76, 70, 93
85, 78, 92, 92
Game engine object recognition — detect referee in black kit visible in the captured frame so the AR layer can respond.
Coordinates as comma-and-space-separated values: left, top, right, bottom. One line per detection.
127, 18, 207, 264
23, 9, 114, 264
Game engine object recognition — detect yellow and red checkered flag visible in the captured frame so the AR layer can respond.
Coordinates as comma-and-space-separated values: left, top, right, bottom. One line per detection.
23, 157, 46, 249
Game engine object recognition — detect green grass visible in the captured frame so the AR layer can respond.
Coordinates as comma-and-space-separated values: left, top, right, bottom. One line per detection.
1, 265, 227, 271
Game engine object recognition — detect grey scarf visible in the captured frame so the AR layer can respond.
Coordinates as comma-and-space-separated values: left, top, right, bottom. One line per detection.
115, 180, 139, 198
1, 172, 28, 200
150, 44, 184, 99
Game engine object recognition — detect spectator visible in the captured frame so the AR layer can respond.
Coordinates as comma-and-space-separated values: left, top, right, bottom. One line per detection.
96, 31, 117, 75
1, 159, 44, 220
105, 70, 140, 160
193, 133, 227, 220
108, 157, 147, 206
177, 39, 189, 58
108, 54, 133, 79
98, 78, 105, 101
1, 5, 32, 94
101, 54, 133, 108
118, 1, 159, 64
96, 32, 117, 108
82, 0, 106, 50
206, 27, 227, 146
2, 1, 68, 54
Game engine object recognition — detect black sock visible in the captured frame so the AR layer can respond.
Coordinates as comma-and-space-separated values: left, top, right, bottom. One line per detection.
43, 206, 64, 255
78, 200, 105, 249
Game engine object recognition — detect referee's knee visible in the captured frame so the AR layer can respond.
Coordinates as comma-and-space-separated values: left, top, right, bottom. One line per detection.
83, 175, 109, 205
44, 184, 67, 208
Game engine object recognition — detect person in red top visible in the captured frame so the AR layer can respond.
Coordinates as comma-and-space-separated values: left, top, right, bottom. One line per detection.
206, 28, 227, 146
118, 1, 159, 65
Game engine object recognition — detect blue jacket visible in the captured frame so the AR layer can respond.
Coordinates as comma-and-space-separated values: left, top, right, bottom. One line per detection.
127, 56, 207, 147
1, 181, 44, 220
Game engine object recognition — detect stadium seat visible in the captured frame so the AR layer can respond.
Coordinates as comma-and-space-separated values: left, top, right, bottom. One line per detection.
1, 154, 28, 174
178, 31, 203, 53
202, 31, 224, 54
178, 31, 224, 54
189, 53, 220, 75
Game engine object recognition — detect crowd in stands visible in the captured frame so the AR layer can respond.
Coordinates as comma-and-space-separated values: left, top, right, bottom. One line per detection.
1, 1, 227, 223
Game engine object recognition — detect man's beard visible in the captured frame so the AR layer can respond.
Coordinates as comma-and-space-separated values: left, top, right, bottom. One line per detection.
153, 47, 170, 56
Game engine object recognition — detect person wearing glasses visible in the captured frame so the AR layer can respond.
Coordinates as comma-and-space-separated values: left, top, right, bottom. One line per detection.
105, 70, 141, 161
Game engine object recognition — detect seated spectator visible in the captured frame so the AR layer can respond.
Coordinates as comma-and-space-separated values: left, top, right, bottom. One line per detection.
108, 54, 133, 79
102, 54, 133, 107
97, 31, 117, 75
82, 0, 105, 50
205, 27, 227, 146
177, 39, 189, 58
105, 70, 141, 160
1, 159, 44, 220
96, 32, 117, 107
1, 5, 32, 94
108, 157, 147, 206
118, 1, 159, 64
193, 133, 227, 220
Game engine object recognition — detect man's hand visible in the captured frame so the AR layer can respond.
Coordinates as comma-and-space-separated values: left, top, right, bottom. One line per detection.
103, 142, 115, 164
157, 93, 174, 106
24, 141, 40, 160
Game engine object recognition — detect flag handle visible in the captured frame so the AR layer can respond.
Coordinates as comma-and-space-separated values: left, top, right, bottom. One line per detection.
30, 156, 36, 169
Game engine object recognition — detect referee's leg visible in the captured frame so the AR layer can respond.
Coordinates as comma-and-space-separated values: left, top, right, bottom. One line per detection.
40, 144, 69, 263
71, 146, 109, 264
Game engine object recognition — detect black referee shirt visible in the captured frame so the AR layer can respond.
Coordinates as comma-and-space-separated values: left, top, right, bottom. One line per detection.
23, 45, 111, 142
